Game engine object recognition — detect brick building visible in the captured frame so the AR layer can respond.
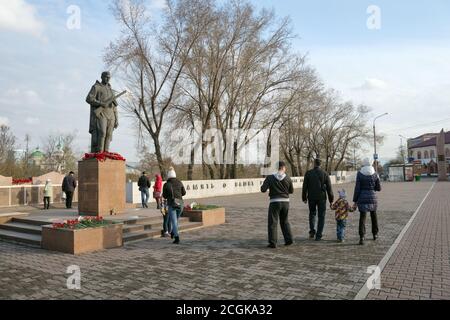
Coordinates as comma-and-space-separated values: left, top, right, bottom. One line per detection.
408, 131, 450, 175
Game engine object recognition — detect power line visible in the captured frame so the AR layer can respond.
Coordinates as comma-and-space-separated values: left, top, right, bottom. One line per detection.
383, 117, 450, 135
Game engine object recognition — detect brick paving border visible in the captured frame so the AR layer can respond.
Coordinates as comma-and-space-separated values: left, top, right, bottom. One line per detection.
355, 181, 436, 300
366, 181, 450, 300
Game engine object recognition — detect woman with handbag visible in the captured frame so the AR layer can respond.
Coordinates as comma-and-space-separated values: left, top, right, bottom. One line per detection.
153, 174, 163, 209
162, 168, 186, 244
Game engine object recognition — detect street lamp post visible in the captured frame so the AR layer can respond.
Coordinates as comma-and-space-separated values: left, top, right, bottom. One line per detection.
399, 134, 408, 163
373, 113, 389, 174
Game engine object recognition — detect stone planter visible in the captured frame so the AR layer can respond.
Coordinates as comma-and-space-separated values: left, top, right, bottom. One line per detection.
42, 223, 123, 255
183, 207, 225, 227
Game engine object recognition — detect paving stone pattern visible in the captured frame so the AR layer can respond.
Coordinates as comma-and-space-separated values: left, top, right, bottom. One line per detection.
0, 182, 434, 300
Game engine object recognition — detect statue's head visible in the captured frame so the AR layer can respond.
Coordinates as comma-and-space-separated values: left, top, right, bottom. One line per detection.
101, 71, 111, 84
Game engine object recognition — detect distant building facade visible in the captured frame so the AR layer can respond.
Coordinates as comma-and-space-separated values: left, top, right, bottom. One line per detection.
408, 131, 450, 175
28, 148, 66, 173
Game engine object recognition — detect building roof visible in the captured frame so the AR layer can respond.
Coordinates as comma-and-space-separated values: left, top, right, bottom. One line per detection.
30, 149, 44, 158
410, 133, 437, 140
410, 131, 450, 149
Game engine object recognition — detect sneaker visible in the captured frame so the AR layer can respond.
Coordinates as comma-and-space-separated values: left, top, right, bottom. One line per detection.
173, 237, 180, 244
315, 237, 322, 242
285, 241, 294, 246
337, 239, 343, 243
163, 232, 170, 238
359, 238, 365, 245
267, 244, 277, 249
373, 234, 378, 241
309, 232, 316, 239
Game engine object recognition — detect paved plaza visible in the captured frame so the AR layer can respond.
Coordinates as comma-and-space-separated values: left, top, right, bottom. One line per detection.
1, 180, 448, 300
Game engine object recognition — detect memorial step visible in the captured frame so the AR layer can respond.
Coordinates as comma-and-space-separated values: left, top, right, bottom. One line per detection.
123, 221, 203, 243
0, 215, 203, 247
122, 217, 190, 234
12, 217, 53, 226
0, 222, 42, 235
0, 229, 41, 246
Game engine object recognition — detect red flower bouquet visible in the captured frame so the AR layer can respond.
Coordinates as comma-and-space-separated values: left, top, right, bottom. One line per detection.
52, 216, 111, 230
82, 152, 126, 162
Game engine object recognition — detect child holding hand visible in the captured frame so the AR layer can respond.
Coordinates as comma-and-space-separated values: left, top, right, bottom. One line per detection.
331, 190, 356, 243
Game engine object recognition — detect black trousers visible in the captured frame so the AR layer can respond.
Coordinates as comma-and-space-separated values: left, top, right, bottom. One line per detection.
359, 211, 379, 238
268, 202, 293, 246
308, 199, 327, 239
65, 191, 74, 209
43, 197, 50, 210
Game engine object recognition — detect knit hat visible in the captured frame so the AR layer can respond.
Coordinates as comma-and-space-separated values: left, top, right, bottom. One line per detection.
167, 169, 176, 179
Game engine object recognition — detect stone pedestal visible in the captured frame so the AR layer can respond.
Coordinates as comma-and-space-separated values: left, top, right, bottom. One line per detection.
78, 159, 126, 216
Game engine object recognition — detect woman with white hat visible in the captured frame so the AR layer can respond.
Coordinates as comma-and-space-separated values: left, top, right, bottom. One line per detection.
43, 179, 53, 210
162, 168, 186, 244
353, 158, 382, 245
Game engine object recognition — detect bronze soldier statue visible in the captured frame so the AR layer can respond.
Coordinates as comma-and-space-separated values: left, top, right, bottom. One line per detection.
86, 72, 125, 153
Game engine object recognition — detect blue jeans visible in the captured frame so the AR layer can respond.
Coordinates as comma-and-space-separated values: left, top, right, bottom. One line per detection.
140, 188, 149, 207
336, 219, 347, 240
308, 199, 326, 238
163, 212, 171, 233
168, 206, 183, 237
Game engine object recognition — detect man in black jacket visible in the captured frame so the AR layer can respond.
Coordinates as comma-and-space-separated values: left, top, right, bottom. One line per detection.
138, 172, 151, 208
261, 161, 294, 248
302, 159, 334, 241
62, 171, 77, 209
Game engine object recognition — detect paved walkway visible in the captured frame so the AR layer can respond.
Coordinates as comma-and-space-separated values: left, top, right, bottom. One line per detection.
367, 182, 450, 300
0, 181, 441, 300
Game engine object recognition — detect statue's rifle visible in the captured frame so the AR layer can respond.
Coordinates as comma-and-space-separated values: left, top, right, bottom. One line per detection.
94, 90, 127, 117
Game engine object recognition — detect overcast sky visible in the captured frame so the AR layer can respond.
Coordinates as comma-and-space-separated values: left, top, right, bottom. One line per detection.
1, 0, 450, 163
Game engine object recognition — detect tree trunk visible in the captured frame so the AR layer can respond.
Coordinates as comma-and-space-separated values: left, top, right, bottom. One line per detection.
231, 141, 238, 179
187, 147, 195, 180
152, 135, 165, 177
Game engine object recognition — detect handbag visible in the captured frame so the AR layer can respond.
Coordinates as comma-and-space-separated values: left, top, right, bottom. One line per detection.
153, 191, 161, 198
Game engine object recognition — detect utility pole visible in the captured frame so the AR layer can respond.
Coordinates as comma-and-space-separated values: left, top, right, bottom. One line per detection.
399, 135, 407, 163
373, 113, 389, 174
24, 134, 30, 171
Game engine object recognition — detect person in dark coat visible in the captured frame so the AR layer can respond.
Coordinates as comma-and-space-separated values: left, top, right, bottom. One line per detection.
162, 168, 186, 244
138, 172, 151, 208
353, 158, 382, 245
62, 171, 77, 209
302, 159, 334, 241
261, 161, 294, 248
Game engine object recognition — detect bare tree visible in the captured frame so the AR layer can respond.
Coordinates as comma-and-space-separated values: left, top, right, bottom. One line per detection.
177, 0, 302, 178
105, 0, 213, 174
42, 132, 78, 173
0, 125, 16, 176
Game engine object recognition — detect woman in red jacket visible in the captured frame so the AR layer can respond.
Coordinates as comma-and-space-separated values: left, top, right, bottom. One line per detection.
153, 174, 163, 209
